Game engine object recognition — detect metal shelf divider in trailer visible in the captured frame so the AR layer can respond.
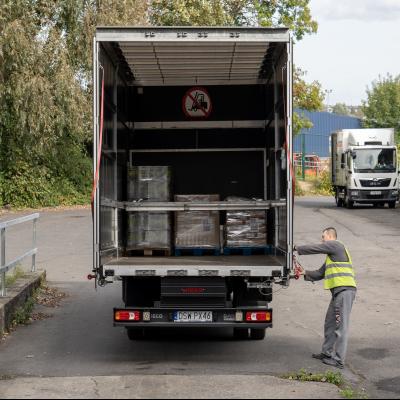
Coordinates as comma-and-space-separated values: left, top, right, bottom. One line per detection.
91, 27, 294, 341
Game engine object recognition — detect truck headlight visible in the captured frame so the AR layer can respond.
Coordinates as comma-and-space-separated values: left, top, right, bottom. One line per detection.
392, 190, 399, 196
351, 191, 359, 197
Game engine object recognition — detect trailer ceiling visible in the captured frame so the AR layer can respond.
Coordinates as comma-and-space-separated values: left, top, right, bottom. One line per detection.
97, 27, 290, 86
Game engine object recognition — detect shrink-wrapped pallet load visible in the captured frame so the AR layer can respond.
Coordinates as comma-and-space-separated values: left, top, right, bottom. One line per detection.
225, 196, 267, 248
175, 194, 220, 249
126, 166, 172, 253
128, 166, 171, 201
127, 212, 171, 251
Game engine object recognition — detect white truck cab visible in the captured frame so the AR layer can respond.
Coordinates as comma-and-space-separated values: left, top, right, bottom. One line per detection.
331, 129, 399, 208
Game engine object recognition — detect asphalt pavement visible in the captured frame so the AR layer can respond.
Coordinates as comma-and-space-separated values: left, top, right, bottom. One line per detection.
0, 198, 399, 398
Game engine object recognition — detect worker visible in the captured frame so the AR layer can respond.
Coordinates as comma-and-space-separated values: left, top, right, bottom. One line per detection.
294, 227, 357, 369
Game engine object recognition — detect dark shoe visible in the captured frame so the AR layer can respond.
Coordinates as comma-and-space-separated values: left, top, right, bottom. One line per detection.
312, 353, 331, 360
322, 357, 344, 369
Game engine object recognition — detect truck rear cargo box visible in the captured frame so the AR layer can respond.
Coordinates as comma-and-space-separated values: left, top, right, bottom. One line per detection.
91, 27, 293, 339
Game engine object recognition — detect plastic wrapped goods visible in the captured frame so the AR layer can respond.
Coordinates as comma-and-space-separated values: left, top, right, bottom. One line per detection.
175, 195, 220, 249
128, 166, 171, 201
225, 196, 267, 248
127, 212, 171, 250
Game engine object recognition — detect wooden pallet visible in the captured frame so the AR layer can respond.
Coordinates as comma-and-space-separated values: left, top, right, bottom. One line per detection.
126, 248, 171, 257
222, 246, 273, 256
174, 247, 221, 256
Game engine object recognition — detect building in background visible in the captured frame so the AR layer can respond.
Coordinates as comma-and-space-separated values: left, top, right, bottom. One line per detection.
294, 109, 362, 158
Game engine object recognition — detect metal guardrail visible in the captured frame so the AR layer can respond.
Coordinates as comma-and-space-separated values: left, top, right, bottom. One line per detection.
0, 213, 39, 297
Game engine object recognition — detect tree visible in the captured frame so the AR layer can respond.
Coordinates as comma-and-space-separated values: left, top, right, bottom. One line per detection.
0, 2, 92, 206
362, 74, 400, 142
293, 68, 325, 134
150, 0, 318, 41
0, 0, 321, 207
332, 103, 350, 116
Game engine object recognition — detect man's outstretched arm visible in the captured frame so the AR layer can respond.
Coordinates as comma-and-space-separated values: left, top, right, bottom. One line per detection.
295, 242, 337, 256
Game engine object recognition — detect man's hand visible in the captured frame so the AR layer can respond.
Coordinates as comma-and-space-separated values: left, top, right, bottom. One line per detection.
297, 265, 305, 276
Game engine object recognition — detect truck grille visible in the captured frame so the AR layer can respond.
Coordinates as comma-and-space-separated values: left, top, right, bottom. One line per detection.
360, 179, 391, 188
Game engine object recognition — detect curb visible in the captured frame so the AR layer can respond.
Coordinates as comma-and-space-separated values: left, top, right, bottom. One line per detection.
0, 271, 46, 334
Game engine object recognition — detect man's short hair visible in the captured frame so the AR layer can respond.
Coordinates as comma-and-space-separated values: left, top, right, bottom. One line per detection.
323, 227, 337, 239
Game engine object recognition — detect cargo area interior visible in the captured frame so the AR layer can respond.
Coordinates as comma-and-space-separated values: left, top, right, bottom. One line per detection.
95, 28, 291, 275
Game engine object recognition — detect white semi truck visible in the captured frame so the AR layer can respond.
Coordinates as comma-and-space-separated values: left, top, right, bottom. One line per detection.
331, 129, 399, 208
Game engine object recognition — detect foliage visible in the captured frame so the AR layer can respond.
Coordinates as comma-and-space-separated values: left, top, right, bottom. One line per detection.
293, 68, 325, 134
0, 2, 93, 208
314, 170, 334, 196
332, 103, 350, 116
295, 181, 305, 196
284, 368, 344, 386
362, 74, 400, 143
5, 266, 25, 288
11, 297, 36, 326
0, 0, 321, 208
150, 0, 318, 41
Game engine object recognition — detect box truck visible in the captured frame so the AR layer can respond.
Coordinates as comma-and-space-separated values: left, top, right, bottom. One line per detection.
91, 27, 294, 340
331, 129, 399, 208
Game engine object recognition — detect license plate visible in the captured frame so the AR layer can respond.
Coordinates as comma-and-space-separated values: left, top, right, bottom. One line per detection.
370, 191, 382, 195
173, 311, 213, 323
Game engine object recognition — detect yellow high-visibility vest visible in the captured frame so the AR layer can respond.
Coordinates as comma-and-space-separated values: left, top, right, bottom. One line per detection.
324, 245, 357, 290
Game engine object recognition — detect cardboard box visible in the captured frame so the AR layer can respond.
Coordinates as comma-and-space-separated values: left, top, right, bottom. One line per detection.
225, 197, 267, 248
175, 195, 220, 249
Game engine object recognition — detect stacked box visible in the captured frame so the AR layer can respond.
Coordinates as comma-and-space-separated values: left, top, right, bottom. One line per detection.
127, 212, 171, 250
128, 166, 171, 201
225, 196, 267, 248
127, 166, 171, 252
175, 194, 220, 249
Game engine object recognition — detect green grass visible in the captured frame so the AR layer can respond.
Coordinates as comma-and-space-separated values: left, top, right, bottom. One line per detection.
11, 296, 36, 326
282, 369, 369, 399
5, 266, 26, 287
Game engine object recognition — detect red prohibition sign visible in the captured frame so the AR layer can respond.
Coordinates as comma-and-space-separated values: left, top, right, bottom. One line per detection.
182, 87, 212, 119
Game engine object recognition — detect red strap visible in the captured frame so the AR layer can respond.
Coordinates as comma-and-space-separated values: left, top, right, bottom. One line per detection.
91, 69, 105, 211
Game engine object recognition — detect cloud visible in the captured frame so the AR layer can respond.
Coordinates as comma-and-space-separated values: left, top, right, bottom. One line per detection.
311, 0, 400, 21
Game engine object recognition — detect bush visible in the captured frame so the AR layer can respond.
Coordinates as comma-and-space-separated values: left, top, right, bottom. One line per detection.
314, 170, 334, 196
0, 160, 90, 208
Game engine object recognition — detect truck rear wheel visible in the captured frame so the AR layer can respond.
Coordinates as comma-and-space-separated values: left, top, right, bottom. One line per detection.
335, 190, 344, 207
345, 192, 354, 209
127, 328, 145, 341
233, 328, 249, 340
250, 328, 266, 340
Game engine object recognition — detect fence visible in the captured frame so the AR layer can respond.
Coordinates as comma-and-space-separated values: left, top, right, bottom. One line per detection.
0, 213, 39, 297
293, 132, 331, 180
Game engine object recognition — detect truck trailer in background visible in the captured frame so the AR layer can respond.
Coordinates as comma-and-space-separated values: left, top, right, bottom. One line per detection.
91, 27, 294, 341
331, 129, 399, 208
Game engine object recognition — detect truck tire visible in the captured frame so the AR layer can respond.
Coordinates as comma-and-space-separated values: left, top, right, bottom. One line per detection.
336, 196, 344, 208
233, 328, 249, 340
335, 190, 344, 207
127, 328, 145, 340
345, 192, 354, 209
250, 328, 266, 340
388, 202, 396, 209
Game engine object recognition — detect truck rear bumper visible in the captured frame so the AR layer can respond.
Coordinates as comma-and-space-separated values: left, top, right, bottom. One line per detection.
113, 307, 273, 329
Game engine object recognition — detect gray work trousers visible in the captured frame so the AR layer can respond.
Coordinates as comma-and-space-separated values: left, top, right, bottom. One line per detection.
321, 289, 356, 365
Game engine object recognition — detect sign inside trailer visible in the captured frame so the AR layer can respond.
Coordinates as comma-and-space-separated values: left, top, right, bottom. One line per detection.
182, 87, 212, 118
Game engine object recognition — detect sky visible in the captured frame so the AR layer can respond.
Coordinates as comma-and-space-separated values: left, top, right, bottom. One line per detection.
294, 0, 400, 106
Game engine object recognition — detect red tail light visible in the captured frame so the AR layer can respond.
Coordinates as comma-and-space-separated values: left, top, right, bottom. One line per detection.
246, 311, 271, 322
115, 311, 141, 321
